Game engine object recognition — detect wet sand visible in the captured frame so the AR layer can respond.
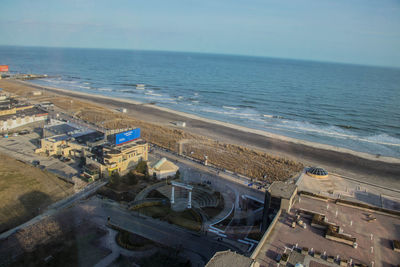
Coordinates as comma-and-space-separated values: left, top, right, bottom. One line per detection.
3, 79, 400, 190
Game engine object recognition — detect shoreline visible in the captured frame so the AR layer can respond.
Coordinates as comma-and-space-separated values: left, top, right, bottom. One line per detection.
2, 79, 400, 189
19, 80, 400, 164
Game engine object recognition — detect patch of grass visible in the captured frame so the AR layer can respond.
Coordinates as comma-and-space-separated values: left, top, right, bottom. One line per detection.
201, 193, 224, 219
97, 187, 137, 202
166, 209, 202, 232
0, 153, 73, 233
116, 230, 156, 250
135, 206, 202, 232
136, 205, 171, 219
146, 189, 168, 199
214, 207, 234, 230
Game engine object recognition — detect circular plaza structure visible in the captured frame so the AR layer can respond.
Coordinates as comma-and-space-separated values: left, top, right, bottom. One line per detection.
306, 166, 328, 179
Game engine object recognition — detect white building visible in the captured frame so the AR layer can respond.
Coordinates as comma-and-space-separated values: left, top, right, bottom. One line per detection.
149, 157, 179, 179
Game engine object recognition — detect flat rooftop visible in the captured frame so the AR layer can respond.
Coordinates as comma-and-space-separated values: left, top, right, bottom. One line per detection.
255, 196, 400, 266
206, 250, 253, 267
106, 139, 147, 154
298, 172, 400, 211
269, 181, 297, 199
44, 123, 79, 135
0, 107, 48, 121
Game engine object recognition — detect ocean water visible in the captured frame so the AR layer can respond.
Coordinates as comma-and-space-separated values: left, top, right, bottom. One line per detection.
1, 46, 400, 158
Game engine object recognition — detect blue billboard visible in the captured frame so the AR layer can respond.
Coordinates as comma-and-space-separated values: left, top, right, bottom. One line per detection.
115, 128, 140, 145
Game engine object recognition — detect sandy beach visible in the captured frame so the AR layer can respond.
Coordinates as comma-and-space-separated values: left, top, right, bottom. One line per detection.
2, 79, 400, 190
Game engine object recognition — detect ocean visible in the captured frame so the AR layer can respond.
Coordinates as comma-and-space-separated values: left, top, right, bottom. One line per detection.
1, 46, 399, 158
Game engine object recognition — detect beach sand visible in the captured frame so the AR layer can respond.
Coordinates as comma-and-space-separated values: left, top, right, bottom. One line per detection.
1, 79, 399, 190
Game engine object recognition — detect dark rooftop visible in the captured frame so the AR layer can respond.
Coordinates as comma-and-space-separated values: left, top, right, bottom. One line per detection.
0, 107, 48, 121
74, 131, 104, 144
44, 123, 79, 136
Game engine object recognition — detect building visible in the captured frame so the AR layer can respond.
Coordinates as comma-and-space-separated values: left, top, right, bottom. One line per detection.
36, 121, 104, 157
306, 166, 328, 179
268, 181, 297, 212
42, 121, 79, 138
37, 125, 148, 178
102, 139, 148, 175
206, 250, 258, 267
149, 157, 179, 179
0, 95, 48, 132
82, 164, 100, 181
261, 181, 297, 232
36, 134, 85, 157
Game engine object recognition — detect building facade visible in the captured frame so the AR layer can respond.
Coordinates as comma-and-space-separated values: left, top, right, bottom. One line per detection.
103, 140, 148, 175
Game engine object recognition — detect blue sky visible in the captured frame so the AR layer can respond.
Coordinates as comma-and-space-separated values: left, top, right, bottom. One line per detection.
0, 0, 399, 67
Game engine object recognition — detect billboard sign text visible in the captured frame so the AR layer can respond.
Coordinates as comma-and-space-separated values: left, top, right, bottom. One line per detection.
115, 128, 140, 145
0, 65, 9, 72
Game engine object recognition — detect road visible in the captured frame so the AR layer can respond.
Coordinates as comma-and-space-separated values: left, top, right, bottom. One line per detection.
0, 179, 107, 240
102, 201, 241, 266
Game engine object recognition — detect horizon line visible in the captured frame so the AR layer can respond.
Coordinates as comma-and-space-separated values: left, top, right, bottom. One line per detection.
0, 44, 399, 70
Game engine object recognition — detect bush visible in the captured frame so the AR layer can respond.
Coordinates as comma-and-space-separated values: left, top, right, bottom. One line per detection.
124, 171, 138, 185
135, 161, 149, 179
109, 172, 120, 186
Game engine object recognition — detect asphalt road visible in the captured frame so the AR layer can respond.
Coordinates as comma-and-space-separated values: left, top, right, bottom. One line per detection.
103, 202, 240, 266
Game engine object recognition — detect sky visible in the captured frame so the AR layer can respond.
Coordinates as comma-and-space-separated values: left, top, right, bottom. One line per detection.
0, 0, 400, 67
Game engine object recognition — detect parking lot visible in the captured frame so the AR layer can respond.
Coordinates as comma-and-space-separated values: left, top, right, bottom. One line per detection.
0, 130, 80, 182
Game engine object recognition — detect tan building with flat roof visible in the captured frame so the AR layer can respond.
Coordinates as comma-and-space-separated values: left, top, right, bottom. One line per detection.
268, 181, 298, 212
36, 135, 85, 157
103, 139, 148, 175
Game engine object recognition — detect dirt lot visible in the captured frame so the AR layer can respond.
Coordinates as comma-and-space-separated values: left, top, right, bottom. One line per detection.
0, 152, 73, 233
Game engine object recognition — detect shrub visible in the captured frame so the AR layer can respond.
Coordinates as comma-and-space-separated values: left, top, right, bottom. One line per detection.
135, 161, 149, 178
109, 172, 120, 186
124, 172, 138, 185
